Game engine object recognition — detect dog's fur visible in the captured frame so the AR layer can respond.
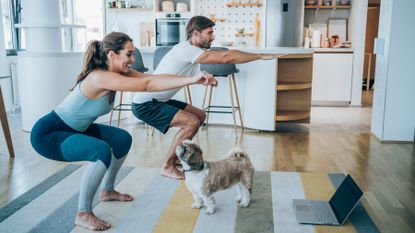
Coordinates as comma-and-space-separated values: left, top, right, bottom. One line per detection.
176, 140, 255, 214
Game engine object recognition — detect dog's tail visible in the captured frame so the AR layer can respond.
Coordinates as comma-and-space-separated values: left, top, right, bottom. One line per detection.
229, 148, 255, 193
228, 147, 250, 161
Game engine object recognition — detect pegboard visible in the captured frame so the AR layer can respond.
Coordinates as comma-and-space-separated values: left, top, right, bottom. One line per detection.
195, 0, 265, 47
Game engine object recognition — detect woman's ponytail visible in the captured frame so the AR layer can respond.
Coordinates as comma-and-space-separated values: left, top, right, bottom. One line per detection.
71, 40, 108, 90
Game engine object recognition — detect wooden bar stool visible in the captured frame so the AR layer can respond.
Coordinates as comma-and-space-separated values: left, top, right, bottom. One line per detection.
200, 47, 244, 137
109, 48, 148, 126
0, 86, 14, 157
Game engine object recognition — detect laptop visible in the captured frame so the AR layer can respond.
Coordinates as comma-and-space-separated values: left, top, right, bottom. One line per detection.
293, 175, 364, 225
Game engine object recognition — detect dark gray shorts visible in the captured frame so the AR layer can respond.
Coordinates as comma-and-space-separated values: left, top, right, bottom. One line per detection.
132, 99, 187, 134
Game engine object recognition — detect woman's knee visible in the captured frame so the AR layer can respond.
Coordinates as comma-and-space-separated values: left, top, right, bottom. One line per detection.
95, 143, 113, 168
111, 129, 132, 159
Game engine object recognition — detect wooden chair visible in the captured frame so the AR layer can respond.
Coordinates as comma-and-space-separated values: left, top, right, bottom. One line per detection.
0, 86, 14, 157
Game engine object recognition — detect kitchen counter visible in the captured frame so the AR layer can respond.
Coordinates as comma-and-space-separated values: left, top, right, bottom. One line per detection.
133, 46, 314, 130
312, 48, 354, 53
137, 46, 314, 55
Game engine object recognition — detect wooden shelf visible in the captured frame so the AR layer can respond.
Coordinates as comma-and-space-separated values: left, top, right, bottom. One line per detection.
275, 110, 310, 122
235, 33, 254, 37
279, 53, 313, 59
305, 5, 351, 9
225, 2, 263, 7
276, 82, 312, 91
275, 53, 313, 127
107, 7, 153, 12
211, 18, 226, 23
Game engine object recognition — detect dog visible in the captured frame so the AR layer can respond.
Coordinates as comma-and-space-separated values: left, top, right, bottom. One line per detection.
175, 140, 255, 214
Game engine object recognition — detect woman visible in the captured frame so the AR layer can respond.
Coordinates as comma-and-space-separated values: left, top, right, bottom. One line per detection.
30, 32, 216, 231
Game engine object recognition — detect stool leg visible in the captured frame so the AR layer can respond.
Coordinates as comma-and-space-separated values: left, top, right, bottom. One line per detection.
0, 87, 14, 157
201, 85, 208, 111
108, 108, 114, 126
228, 75, 238, 136
116, 91, 123, 127
185, 85, 193, 105
231, 74, 244, 129
205, 85, 214, 127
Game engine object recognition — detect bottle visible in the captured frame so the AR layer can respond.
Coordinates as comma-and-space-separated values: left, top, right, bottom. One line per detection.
304, 37, 310, 48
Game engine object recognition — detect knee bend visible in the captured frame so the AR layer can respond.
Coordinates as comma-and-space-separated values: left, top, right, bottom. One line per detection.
113, 131, 132, 159
200, 111, 206, 124
185, 117, 200, 133
96, 144, 112, 168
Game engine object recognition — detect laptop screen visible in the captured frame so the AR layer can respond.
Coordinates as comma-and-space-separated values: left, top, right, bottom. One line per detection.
329, 175, 364, 223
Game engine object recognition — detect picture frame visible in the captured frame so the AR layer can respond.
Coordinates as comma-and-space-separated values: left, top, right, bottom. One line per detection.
328, 18, 348, 43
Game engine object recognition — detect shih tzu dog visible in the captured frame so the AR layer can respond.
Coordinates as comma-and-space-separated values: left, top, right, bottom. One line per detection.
176, 140, 255, 214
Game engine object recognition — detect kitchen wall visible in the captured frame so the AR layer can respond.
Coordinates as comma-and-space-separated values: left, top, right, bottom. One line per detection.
304, 9, 351, 43
195, 0, 266, 47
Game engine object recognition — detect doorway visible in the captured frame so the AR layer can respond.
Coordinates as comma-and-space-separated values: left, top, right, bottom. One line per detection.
362, 0, 381, 107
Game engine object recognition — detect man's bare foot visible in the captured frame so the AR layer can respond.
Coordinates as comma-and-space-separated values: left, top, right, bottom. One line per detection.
175, 160, 183, 167
161, 166, 184, 180
75, 212, 111, 231
100, 190, 134, 202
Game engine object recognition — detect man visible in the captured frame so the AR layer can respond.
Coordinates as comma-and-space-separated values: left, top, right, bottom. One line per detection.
132, 16, 285, 180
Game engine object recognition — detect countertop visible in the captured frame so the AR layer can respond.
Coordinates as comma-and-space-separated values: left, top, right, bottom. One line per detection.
136, 46, 314, 54
137, 46, 353, 54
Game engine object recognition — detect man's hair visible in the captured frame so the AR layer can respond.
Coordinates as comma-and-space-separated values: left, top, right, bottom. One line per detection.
186, 16, 215, 39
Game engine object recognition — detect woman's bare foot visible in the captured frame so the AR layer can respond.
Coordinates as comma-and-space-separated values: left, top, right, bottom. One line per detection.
75, 212, 111, 231
100, 190, 134, 202
161, 165, 184, 180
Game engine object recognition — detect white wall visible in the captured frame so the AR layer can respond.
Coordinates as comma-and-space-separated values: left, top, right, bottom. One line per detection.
371, 0, 415, 141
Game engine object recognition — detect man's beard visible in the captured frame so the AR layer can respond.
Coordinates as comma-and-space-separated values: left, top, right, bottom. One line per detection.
200, 39, 212, 49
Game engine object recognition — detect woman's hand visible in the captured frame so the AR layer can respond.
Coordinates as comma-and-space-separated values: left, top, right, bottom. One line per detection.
191, 71, 218, 86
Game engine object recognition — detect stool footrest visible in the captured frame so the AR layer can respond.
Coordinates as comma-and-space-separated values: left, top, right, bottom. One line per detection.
113, 103, 132, 111
204, 105, 239, 114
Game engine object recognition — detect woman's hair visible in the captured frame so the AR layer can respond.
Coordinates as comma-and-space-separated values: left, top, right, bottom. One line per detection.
186, 16, 215, 40
72, 32, 133, 103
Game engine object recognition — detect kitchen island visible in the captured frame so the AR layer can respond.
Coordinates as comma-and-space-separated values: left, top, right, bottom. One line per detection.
134, 46, 313, 131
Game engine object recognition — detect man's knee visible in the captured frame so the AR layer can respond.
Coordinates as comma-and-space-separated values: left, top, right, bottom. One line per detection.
199, 111, 206, 124
185, 115, 201, 132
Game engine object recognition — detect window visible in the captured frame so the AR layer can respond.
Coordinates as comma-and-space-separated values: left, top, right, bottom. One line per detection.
60, 0, 104, 51
1, 0, 21, 55
1, 0, 103, 54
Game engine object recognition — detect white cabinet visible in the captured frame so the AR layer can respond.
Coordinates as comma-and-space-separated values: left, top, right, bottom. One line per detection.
312, 53, 353, 103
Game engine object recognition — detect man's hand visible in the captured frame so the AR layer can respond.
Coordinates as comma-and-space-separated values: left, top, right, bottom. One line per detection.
191, 71, 218, 86
260, 53, 288, 60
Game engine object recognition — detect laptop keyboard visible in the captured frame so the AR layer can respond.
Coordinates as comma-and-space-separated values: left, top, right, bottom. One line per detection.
311, 201, 337, 224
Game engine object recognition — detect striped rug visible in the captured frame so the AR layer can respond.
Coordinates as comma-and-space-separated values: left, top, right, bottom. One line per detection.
0, 166, 379, 233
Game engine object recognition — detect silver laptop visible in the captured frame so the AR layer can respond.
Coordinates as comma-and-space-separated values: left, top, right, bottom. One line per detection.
293, 175, 364, 225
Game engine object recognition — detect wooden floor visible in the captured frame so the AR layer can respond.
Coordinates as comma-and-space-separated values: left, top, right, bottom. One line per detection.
0, 90, 414, 233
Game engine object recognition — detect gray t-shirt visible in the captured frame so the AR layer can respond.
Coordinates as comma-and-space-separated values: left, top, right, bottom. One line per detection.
132, 41, 204, 104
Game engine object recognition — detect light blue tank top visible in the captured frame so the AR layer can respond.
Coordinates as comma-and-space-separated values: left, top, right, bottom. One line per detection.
55, 83, 113, 132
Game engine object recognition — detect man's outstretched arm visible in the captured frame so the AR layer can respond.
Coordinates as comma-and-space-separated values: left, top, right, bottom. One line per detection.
196, 50, 286, 64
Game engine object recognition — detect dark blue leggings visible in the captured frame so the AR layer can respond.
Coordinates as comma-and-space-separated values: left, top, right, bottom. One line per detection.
30, 111, 132, 168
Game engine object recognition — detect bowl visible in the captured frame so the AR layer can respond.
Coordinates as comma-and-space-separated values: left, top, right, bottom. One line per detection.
305, 0, 316, 5
219, 41, 233, 46
339, 0, 349, 5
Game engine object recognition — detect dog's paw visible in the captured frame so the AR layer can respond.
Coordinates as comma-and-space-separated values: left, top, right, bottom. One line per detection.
192, 202, 203, 209
210, 197, 216, 205
239, 201, 250, 208
205, 207, 215, 215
